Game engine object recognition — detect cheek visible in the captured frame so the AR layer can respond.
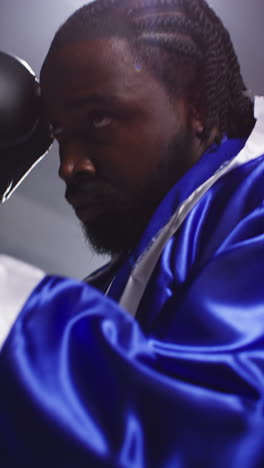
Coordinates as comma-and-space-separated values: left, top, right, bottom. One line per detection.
97, 117, 177, 191
111, 155, 165, 202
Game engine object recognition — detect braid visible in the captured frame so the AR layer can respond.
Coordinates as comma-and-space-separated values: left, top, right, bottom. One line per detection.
46, 0, 255, 142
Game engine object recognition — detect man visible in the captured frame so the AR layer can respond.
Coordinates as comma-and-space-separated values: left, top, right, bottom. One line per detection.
1, 1, 264, 467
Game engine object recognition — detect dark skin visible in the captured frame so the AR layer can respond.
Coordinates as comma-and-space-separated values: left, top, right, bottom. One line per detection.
40, 37, 209, 255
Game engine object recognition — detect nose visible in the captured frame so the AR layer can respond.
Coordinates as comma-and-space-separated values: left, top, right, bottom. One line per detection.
58, 140, 96, 182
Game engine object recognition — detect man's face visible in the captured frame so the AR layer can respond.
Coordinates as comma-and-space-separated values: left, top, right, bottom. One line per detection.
41, 38, 201, 255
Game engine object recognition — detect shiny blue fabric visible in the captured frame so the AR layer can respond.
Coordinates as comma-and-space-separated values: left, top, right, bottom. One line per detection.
2, 138, 264, 467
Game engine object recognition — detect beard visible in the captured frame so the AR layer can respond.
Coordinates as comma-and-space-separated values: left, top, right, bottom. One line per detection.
78, 127, 194, 256
80, 185, 162, 256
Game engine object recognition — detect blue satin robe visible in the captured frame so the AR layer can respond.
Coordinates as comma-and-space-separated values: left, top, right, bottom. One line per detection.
1, 138, 264, 467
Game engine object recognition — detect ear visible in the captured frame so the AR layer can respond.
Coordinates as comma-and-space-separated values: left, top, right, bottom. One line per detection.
189, 104, 205, 138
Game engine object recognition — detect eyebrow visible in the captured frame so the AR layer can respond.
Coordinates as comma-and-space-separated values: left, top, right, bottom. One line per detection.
51, 94, 126, 135
66, 93, 124, 110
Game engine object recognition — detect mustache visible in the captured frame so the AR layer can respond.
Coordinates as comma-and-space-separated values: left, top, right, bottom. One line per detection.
65, 178, 120, 204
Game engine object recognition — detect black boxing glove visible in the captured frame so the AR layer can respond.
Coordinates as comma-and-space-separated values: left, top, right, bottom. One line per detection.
0, 51, 53, 202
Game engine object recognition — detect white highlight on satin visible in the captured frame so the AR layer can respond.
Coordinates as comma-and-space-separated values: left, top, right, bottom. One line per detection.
119, 97, 264, 317
0, 255, 44, 349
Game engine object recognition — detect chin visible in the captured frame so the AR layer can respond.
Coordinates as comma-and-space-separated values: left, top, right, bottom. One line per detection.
79, 173, 172, 255
80, 208, 150, 256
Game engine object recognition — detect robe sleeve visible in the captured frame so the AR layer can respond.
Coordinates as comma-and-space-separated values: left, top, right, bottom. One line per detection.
1, 203, 264, 468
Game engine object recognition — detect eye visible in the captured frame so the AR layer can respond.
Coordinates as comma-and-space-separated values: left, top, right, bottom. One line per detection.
91, 114, 113, 129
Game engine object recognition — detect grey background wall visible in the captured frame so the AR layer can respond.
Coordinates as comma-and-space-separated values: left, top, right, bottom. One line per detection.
0, 0, 263, 278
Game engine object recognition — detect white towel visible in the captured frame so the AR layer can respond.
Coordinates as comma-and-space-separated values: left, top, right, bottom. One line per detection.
0, 254, 44, 348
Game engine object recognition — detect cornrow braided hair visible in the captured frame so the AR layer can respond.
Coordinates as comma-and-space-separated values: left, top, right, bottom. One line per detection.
46, 0, 255, 143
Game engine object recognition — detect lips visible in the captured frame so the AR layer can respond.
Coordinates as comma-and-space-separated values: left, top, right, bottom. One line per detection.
65, 191, 102, 220
73, 202, 105, 222
65, 183, 116, 222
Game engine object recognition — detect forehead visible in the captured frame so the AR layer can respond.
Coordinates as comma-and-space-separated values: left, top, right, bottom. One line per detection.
41, 38, 166, 113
